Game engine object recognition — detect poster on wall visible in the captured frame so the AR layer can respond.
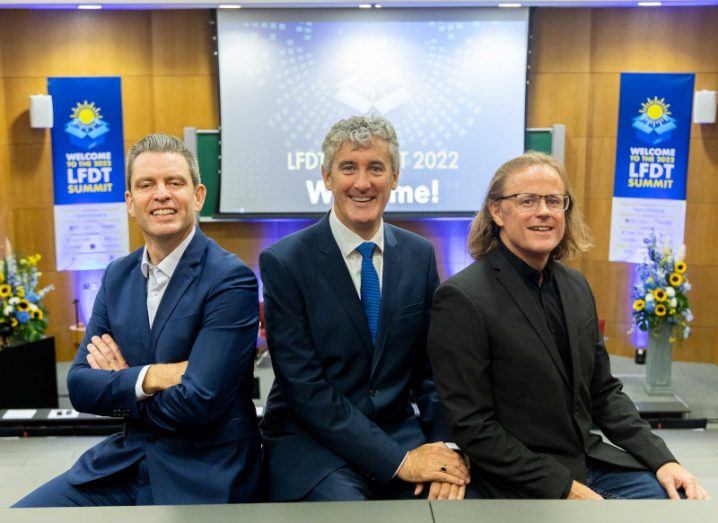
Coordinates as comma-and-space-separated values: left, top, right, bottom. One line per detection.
609, 73, 694, 263
48, 77, 129, 271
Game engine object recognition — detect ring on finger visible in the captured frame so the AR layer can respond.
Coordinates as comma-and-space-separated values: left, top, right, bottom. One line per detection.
440, 464, 447, 473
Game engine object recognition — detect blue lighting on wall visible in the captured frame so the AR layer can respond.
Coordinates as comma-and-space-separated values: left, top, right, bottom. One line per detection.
71, 269, 104, 326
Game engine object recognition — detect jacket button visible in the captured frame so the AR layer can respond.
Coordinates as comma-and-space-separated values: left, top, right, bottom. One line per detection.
147, 434, 156, 443
369, 389, 378, 397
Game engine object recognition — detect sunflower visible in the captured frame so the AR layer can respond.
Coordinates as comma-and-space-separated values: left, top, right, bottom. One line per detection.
31, 309, 44, 320
10, 317, 18, 327
16, 299, 30, 311
652, 288, 668, 302
16, 286, 25, 298
669, 273, 683, 286
675, 261, 687, 274
633, 299, 646, 311
0, 284, 11, 298
655, 304, 667, 317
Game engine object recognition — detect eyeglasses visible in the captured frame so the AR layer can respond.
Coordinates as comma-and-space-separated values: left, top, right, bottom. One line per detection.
497, 193, 570, 212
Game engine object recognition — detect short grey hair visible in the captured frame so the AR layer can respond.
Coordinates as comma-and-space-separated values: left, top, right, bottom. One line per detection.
125, 133, 201, 189
322, 115, 400, 173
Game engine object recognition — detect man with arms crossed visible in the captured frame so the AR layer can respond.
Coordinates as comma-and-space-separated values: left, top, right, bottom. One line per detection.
14, 134, 262, 507
259, 116, 469, 501
427, 151, 708, 500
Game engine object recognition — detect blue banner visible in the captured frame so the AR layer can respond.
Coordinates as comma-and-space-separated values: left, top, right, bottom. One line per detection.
48, 77, 126, 205
613, 73, 694, 200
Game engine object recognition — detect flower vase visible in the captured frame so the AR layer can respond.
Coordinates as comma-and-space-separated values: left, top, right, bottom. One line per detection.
643, 323, 673, 395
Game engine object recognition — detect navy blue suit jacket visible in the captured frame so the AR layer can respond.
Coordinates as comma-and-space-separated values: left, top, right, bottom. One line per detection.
259, 214, 451, 501
66, 228, 262, 504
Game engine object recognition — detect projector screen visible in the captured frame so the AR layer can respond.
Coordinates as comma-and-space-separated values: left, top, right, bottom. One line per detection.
217, 8, 529, 216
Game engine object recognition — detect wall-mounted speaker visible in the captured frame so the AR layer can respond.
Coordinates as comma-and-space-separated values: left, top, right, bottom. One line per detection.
29, 94, 53, 128
693, 90, 716, 124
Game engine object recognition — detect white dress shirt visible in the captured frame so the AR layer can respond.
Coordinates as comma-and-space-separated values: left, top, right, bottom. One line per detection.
328, 209, 384, 296
329, 209, 413, 473
134, 227, 197, 400
328, 209, 456, 476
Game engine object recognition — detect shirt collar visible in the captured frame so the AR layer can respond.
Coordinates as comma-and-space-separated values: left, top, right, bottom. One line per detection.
329, 208, 384, 259
141, 226, 196, 279
497, 238, 553, 287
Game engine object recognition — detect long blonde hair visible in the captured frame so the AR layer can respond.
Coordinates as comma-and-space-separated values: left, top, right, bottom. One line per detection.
467, 151, 592, 261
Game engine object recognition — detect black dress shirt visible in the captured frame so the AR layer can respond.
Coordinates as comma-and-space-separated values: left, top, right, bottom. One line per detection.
498, 241, 572, 385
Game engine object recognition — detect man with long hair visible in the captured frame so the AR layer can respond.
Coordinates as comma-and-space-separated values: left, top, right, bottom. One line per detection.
427, 152, 707, 500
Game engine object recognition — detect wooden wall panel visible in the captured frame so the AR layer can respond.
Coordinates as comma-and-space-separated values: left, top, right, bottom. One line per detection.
603, 320, 715, 364
586, 73, 620, 138
564, 137, 587, 203
692, 73, 718, 140
0, 11, 153, 78
530, 9, 591, 74
526, 73, 590, 138
582, 259, 635, 322
0, 32, 9, 249
0, 9, 216, 360
2, 78, 49, 146
589, 8, 718, 74
122, 76, 157, 142
11, 207, 57, 269
1, 7, 717, 366
585, 137, 616, 200
6, 143, 54, 209
152, 75, 219, 136
577, 7, 718, 363
684, 203, 718, 266
150, 10, 216, 76
38, 270, 76, 361
686, 138, 718, 203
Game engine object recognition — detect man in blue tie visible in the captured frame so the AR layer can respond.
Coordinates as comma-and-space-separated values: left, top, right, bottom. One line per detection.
259, 116, 469, 502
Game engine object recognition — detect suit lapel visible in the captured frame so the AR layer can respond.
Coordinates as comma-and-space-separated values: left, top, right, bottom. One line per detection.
371, 225, 398, 376
130, 251, 151, 360
148, 230, 206, 358
554, 265, 582, 397
316, 216, 374, 354
490, 250, 571, 387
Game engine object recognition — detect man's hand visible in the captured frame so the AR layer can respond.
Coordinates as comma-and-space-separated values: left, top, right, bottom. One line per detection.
414, 481, 466, 500
397, 442, 470, 486
142, 362, 189, 394
567, 480, 603, 500
86, 334, 129, 371
656, 462, 710, 500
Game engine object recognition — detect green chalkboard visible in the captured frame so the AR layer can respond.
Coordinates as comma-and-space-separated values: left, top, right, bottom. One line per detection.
525, 128, 552, 154
197, 129, 553, 218
197, 130, 220, 217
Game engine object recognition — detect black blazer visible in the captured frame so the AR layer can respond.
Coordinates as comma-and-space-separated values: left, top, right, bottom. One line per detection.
427, 248, 674, 499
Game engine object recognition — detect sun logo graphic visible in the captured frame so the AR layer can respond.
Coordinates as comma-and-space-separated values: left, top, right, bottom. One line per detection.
632, 96, 677, 145
65, 100, 111, 150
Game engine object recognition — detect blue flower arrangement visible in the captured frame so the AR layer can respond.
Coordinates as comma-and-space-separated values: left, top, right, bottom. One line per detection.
631, 233, 692, 342
0, 240, 54, 346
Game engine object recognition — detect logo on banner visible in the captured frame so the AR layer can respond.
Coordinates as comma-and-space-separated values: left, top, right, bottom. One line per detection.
632, 96, 676, 146
65, 100, 110, 150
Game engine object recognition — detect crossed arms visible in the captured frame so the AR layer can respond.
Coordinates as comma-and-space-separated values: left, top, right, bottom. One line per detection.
67, 262, 259, 431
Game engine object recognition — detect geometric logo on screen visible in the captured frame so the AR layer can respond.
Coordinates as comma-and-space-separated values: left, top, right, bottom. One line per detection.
65, 100, 110, 150
632, 96, 676, 146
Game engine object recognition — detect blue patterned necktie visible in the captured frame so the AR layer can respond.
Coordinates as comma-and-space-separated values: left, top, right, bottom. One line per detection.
357, 242, 381, 345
